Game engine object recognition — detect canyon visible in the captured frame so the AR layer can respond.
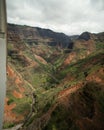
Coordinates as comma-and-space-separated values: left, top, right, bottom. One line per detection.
3, 23, 104, 130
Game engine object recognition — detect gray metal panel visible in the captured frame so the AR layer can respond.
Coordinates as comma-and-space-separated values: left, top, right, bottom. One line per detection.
0, 39, 6, 130
0, 0, 7, 129
0, 0, 6, 35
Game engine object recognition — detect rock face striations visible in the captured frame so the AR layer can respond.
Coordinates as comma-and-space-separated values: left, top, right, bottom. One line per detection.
7, 23, 72, 48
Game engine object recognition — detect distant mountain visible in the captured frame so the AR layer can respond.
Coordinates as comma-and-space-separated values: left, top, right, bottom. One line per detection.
78, 31, 104, 42
78, 32, 91, 40
8, 23, 72, 48
94, 32, 104, 42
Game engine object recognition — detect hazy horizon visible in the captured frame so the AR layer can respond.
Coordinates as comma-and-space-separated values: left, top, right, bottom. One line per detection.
7, 0, 104, 35
7, 22, 104, 36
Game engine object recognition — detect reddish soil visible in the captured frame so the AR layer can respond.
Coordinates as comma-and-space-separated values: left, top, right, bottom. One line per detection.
34, 54, 47, 64
18, 86, 25, 93
4, 65, 26, 123
86, 68, 104, 84
13, 90, 23, 98
63, 52, 76, 66
4, 98, 24, 123
7, 65, 14, 77
7, 65, 25, 92
15, 76, 22, 85
58, 82, 83, 99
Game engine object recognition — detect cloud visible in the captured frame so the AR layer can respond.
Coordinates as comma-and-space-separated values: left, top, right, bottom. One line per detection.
6, 0, 104, 35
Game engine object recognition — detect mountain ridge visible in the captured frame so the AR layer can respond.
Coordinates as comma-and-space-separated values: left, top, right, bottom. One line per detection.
8, 23, 72, 48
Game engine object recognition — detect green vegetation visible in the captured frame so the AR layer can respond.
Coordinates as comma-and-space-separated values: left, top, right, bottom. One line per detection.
43, 106, 70, 130
57, 51, 104, 81
7, 93, 32, 115
13, 102, 31, 115
43, 105, 79, 130
8, 42, 14, 50
7, 98, 14, 105
3, 122, 15, 129
95, 42, 104, 50
30, 50, 104, 124
43, 82, 104, 130
6, 24, 104, 130
7, 49, 104, 129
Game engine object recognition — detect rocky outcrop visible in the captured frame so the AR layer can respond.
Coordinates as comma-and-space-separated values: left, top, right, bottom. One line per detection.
78, 32, 91, 41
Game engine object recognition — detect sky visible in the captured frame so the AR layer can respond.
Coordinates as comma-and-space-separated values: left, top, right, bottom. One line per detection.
6, 0, 104, 35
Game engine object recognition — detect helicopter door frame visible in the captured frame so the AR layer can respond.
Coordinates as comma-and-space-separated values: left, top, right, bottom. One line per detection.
0, 0, 7, 129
